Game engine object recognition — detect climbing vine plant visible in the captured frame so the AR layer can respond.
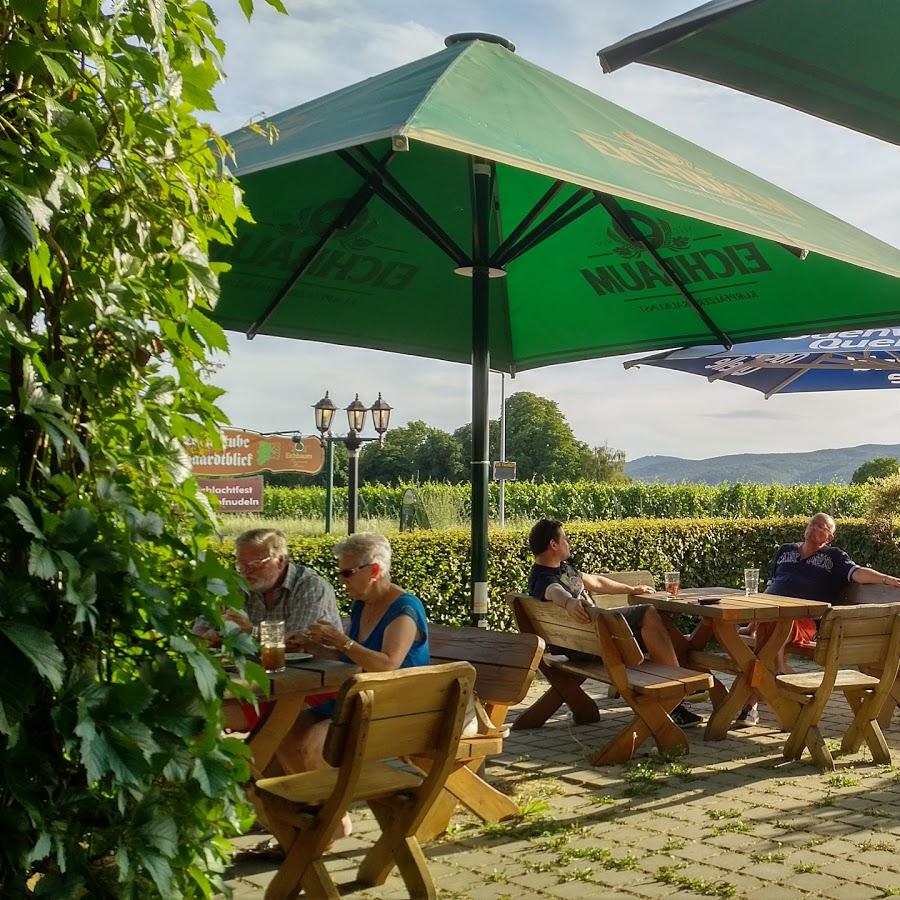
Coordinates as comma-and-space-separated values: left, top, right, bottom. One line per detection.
0, 0, 284, 895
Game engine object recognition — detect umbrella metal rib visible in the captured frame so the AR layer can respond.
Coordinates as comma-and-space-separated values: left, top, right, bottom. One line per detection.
246, 148, 396, 339
490, 179, 565, 263
337, 149, 468, 267
597, 193, 734, 350
492, 186, 589, 266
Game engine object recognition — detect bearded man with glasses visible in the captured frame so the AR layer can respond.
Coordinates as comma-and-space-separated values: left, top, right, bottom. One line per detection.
193, 527, 341, 650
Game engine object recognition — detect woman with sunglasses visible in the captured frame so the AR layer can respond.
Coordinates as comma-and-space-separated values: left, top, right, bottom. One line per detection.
281, 532, 428, 841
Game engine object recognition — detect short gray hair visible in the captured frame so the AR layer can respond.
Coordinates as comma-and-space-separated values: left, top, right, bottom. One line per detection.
235, 528, 289, 559
334, 532, 391, 581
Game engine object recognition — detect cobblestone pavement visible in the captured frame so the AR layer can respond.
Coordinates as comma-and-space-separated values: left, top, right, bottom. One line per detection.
226, 673, 900, 899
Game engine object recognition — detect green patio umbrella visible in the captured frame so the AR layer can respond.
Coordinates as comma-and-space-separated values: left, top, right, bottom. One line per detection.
213, 33, 900, 620
598, 0, 900, 146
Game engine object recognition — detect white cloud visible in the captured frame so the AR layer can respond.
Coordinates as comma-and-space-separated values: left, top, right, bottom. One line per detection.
207, 0, 900, 464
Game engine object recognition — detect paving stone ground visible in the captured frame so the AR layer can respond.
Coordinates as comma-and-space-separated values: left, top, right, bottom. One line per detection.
225, 670, 900, 899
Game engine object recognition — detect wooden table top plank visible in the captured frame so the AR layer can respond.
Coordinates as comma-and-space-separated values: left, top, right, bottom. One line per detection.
231, 658, 359, 697
632, 589, 829, 622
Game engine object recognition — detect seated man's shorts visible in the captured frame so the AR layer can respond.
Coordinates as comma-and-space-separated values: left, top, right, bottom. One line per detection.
616, 603, 651, 653
756, 616, 817, 649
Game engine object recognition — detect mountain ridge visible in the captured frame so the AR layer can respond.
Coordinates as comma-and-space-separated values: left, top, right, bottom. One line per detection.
625, 443, 900, 485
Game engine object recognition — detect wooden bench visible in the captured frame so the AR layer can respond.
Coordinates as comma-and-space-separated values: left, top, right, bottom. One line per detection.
412, 624, 545, 840
256, 663, 475, 899
777, 604, 900, 770
752, 582, 900, 660
508, 593, 712, 765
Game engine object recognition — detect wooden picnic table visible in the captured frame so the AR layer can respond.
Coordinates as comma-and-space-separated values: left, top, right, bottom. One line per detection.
228, 657, 359, 777
631, 588, 829, 739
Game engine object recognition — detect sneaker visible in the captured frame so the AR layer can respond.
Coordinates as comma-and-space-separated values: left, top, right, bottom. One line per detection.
734, 704, 759, 728
671, 704, 704, 728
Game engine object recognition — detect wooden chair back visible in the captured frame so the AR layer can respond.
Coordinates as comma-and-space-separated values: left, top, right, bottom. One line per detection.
428, 623, 544, 710
590, 570, 656, 610
594, 607, 645, 667
509, 594, 643, 666
509, 593, 602, 656
837, 582, 900, 606
324, 661, 475, 767
814, 604, 900, 670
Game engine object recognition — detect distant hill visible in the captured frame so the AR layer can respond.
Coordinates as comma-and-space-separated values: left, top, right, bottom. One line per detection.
625, 443, 900, 486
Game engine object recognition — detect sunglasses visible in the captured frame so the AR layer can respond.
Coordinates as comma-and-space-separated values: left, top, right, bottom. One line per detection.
338, 562, 373, 579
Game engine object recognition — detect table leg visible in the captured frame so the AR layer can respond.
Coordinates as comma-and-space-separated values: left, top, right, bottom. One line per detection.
705, 621, 800, 739
246, 695, 306, 777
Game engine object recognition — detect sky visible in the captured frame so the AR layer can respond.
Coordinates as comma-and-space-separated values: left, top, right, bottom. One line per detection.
203, 0, 900, 462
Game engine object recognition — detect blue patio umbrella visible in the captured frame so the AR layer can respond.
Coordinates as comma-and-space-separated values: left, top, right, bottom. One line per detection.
623, 332, 900, 398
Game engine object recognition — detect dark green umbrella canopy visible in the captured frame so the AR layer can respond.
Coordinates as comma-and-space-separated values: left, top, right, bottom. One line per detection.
598, 0, 900, 147
214, 34, 900, 610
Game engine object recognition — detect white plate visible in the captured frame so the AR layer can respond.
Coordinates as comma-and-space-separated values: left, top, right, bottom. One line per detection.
285, 652, 313, 662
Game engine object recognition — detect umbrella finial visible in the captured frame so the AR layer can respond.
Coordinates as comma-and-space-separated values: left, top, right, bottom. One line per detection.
445, 33, 515, 52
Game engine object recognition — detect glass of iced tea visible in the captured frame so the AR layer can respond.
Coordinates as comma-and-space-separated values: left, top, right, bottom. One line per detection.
664, 571, 680, 597
259, 619, 286, 673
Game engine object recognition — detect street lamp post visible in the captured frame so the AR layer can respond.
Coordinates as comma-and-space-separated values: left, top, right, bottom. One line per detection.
313, 391, 392, 534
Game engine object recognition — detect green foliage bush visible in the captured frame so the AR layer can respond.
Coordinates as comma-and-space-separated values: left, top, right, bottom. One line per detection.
263, 481, 869, 522
0, 0, 283, 895
221, 518, 900, 632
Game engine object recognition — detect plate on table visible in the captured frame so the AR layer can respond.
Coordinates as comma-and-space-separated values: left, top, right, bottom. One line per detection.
285, 652, 313, 663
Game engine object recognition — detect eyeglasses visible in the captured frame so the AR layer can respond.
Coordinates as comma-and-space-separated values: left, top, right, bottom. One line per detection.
239, 554, 273, 571
338, 562, 372, 579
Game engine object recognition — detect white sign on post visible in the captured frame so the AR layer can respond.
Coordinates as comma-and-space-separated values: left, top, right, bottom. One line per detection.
492, 461, 517, 482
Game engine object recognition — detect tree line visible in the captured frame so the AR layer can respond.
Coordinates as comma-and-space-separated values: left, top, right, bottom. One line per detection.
268, 391, 629, 487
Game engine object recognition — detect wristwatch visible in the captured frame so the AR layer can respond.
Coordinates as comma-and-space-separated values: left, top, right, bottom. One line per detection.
340, 637, 356, 652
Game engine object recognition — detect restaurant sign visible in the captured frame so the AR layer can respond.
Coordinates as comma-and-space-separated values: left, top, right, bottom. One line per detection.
198, 476, 264, 513
190, 428, 324, 476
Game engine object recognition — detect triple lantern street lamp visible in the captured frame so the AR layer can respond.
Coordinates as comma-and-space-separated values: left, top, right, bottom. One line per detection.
312, 391, 392, 534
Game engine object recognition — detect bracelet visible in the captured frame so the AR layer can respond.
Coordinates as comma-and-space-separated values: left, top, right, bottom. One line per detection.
341, 637, 355, 653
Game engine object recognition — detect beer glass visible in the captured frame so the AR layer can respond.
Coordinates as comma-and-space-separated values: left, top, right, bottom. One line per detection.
259, 620, 286, 673
744, 568, 760, 596
664, 571, 680, 597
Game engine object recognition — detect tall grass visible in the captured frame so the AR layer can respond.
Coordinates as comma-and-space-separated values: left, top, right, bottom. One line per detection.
215, 515, 400, 540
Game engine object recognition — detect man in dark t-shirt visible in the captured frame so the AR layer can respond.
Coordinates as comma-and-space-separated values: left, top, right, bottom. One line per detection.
737, 512, 900, 727
527, 518, 703, 728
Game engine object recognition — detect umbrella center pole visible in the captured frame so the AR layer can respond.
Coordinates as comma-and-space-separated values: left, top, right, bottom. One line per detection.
466, 158, 495, 628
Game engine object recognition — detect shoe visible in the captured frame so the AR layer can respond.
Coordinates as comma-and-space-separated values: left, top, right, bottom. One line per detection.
671, 704, 704, 728
236, 837, 285, 861
733, 704, 759, 728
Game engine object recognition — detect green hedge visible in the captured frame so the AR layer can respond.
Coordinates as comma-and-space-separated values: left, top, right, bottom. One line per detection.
217, 517, 899, 631
263, 481, 868, 522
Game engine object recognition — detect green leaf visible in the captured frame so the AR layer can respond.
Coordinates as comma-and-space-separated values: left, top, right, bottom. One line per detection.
145, 0, 166, 37
138, 850, 173, 898
28, 541, 58, 579
170, 635, 219, 701
192, 757, 233, 798
0, 191, 39, 261
239, 0, 253, 18
139, 814, 177, 858
57, 114, 99, 156
0, 622, 65, 690
75, 718, 110, 784
6, 495, 45, 539
27, 831, 52, 865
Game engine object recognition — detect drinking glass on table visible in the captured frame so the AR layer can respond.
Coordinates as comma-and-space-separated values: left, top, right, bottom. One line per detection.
664, 571, 680, 597
744, 567, 760, 596
259, 619, 286, 673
